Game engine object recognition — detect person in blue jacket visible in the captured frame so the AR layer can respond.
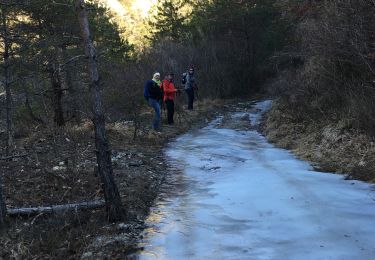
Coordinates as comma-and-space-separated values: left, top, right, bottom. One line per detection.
144, 72, 163, 130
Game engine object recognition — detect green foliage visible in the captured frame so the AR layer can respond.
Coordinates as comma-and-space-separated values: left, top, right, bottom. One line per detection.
0, 0, 134, 127
148, 0, 189, 42
14, 102, 42, 124
192, 0, 287, 56
88, 3, 133, 61
19, 1, 132, 64
145, 0, 290, 96
190, 0, 289, 96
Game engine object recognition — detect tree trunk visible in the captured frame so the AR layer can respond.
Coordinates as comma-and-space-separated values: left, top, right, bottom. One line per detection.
50, 67, 65, 127
1, 7, 13, 156
50, 46, 67, 127
75, 0, 124, 222
62, 45, 80, 122
0, 175, 6, 228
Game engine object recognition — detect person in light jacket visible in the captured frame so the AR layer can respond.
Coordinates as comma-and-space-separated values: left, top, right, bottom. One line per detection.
182, 65, 197, 110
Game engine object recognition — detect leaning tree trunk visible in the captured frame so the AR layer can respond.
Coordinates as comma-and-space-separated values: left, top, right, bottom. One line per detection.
75, 0, 124, 222
1, 7, 13, 156
0, 175, 6, 228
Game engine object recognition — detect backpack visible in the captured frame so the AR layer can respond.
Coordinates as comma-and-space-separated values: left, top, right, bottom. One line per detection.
181, 73, 187, 85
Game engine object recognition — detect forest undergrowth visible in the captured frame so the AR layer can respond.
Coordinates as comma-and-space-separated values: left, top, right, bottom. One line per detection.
263, 0, 375, 182
0, 98, 226, 259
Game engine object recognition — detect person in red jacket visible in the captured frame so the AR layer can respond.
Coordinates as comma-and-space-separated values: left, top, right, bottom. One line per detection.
161, 72, 178, 125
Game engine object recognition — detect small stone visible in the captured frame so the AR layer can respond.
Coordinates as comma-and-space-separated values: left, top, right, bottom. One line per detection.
52, 166, 67, 171
358, 160, 366, 167
81, 252, 93, 258
129, 161, 143, 167
117, 223, 130, 230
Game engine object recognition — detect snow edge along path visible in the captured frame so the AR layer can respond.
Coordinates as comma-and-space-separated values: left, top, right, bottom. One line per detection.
137, 100, 375, 260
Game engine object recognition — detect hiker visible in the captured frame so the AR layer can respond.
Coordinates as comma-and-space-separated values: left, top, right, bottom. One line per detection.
144, 72, 163, 130
182, 65, 197, 110
161, 72, 178, 125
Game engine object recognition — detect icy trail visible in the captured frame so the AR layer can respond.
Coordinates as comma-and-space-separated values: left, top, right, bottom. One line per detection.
136, 101, 375, 260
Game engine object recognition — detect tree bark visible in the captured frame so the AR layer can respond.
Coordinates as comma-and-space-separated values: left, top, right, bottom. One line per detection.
50, 67, 65, 126
49, 45, 69, 127
1, 6, 13, 156
61, 45, 80, 122
75, 0, 124, 222
7, 200, 105, 216
0, 175, 6, 228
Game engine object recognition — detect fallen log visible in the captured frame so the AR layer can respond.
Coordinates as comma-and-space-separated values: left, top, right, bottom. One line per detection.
7, 200, 105, 216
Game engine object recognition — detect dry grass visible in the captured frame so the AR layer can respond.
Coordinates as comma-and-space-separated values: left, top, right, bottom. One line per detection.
270, 0, 375, 135
265, 0, 375, 182
0, 97, 228, 259
264, 101, 375, 182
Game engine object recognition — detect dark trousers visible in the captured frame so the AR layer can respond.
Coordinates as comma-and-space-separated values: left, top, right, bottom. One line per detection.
185, 88, 194, 110
165, 99, 175, 124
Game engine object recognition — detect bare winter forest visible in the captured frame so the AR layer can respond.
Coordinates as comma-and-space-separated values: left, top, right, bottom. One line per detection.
0, 0, 374, 258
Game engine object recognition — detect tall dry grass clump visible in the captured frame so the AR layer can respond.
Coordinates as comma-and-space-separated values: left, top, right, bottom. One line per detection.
272, 0, 375, 134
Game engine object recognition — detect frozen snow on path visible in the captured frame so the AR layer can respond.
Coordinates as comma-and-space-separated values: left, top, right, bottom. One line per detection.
137, 100, 375, 260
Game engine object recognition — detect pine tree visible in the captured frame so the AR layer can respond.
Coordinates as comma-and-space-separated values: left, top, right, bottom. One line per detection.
148, 0, 187, 41
75, 0, 124, 222
0, 3, 15, 155
18, 0, 131, 127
